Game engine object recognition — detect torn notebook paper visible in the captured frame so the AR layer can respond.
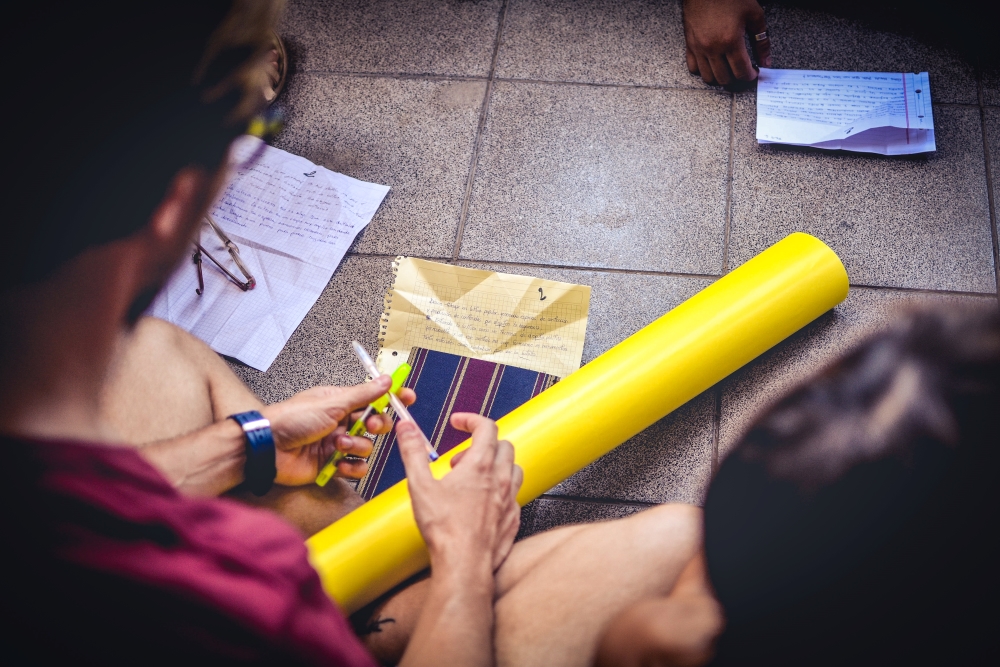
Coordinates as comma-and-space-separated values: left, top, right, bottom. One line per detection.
756, 68, 934, 155
376, 258, 591, 379
149, 136, 390, 371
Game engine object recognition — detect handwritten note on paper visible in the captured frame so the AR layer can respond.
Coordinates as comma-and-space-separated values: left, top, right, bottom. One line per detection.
756, 68, 934, 155
149, 137, 390, 371
376, 258, 591, 379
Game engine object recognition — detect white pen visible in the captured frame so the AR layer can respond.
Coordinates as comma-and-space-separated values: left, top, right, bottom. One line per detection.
351, 341, 439, 461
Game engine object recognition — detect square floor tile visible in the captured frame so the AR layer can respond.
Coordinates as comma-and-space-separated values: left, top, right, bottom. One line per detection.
523, 498, 649, 536
460, 261, 715, 503
730, 95, 995, 292
496, 0, 707, 89
461, 82, 732, 273
764, 5, 977, 104
229, 255, 394, 403
275, 74, 486, 257
718, 287, 996, 459
280, 0, 502, 76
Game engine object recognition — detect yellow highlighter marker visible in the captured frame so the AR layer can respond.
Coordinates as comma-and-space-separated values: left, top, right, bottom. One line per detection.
315, 361, 412, 487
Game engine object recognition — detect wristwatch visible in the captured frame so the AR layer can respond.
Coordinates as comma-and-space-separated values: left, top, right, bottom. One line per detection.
229, 410, 276, 496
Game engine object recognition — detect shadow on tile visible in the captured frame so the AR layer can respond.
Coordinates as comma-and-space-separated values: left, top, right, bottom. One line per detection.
280, 0, 503, 76
497, 0, 709, 89
730, 94, 994, 292
461, 82, 732, 274
718, 287, 997, 459
764, 4, 977, 104
275, 74, 485, 257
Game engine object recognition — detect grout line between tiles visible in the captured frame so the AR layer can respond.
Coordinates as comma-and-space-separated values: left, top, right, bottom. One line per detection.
451, 0, 509, 262
346, 252, 997, 296
711, 389, 721, 474
347, 251, 722, 279
976, 72, 1000, 301
537, 494, 659, 508
297, 70, 489, 82
493, 76, 721, 92
722, 93, 736, 274
290, 74, 980, 110
849, 283, 997, 298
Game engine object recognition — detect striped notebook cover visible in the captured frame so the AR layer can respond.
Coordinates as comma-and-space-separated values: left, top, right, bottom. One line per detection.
357, 347, 559, 500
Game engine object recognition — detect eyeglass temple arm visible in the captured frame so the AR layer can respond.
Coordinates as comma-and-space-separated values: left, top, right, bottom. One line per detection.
195, 243, 254, 291
205, 216, 256, 290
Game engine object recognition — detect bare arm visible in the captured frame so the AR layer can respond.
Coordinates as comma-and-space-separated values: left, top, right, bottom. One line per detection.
139, 377, 415, 497
396, 415, 523, 667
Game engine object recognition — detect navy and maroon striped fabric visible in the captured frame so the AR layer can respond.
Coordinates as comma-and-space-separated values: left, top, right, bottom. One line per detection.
357, 348, 559, 500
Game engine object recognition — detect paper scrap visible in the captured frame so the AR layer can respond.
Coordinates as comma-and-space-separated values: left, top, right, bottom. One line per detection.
757, 68, 934, 155
149, 136, 390, 371
376, 258, 591, 379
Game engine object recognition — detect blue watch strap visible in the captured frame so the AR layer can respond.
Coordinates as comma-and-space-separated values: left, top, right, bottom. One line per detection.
230, 410, 276, 496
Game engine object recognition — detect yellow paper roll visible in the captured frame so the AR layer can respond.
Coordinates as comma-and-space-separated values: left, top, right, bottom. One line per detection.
307, 232, 849, 613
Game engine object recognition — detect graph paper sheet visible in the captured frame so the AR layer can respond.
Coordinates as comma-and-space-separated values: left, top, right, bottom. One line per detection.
376, 258, 591, 379
149, 137, 390, 371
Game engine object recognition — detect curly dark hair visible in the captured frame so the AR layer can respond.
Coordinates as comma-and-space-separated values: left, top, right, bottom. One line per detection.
705, 304, 1000, 665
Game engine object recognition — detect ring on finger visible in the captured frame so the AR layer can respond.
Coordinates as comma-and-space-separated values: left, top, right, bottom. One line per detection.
754, 30, 769, 42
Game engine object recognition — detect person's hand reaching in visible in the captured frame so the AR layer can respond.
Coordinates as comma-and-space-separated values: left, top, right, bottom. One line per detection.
261, 376, 417, 484
683, 0, 771, 87
395, 413, 523, 667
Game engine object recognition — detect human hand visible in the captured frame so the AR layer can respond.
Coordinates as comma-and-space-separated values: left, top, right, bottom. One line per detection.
397, 413, 523, 578
260, 377, 417, 485
683, 0, 771, 86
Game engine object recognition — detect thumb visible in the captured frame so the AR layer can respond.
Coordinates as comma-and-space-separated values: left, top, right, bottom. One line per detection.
396, 420, 433, 488
337, 375, 392, 414
745, 6, 771, 68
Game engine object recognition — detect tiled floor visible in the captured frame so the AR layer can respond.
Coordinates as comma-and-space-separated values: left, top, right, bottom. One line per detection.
231, 0, 1000, 534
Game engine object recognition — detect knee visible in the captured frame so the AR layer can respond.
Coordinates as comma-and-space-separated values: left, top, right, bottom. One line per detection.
637, 504, 704, 541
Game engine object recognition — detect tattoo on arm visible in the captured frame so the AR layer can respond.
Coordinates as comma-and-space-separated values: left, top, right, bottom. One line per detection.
358, 615, 396, 636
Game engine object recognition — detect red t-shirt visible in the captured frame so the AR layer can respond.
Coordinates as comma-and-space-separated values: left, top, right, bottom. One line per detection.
3, 436, 378, 666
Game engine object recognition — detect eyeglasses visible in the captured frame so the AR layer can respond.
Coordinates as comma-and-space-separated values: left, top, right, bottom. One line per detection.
193, 215, 256, 295
191, 112, 282, 296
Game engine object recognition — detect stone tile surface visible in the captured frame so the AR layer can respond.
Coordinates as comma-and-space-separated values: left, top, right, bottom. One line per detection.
523, 497, 649, 536
719, 288, 997, 459
229, 255, 395, 403
764, 5, 977, 104
461, 82, 732, 273
275, 74, 485, 257
496, 0, 707, 89
279, 0, 503, 76
730, 94, 995, 292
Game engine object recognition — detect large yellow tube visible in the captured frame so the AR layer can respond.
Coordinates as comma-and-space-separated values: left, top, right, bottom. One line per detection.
307, 232, 849, 613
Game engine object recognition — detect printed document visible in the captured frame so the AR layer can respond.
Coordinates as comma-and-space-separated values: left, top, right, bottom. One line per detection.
149, 136, 390, 371
756, 68, 934, 155
376, 258, 591, 379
